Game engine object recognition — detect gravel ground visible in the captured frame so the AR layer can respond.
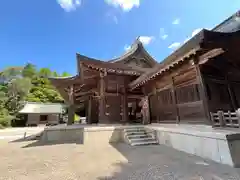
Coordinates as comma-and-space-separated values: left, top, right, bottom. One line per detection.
0, 140, 240, 180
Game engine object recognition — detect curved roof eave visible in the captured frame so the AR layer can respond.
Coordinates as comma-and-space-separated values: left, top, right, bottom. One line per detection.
129, 28, 240, 90
48, 75, 81, 87
76, 38, 158, 66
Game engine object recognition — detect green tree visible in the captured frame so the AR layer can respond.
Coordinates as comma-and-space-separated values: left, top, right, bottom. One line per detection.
52, 71, 59, 77
39, 68, 52, 78
22, 63, 37, 78
61, 71, 71, 77
0, 83, 13, 127
26, 76, 63, 103
0, 67, 22, 82
6, 77, 32, 115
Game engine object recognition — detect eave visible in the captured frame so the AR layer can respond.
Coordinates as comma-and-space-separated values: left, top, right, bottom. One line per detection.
129, 29, 240, 90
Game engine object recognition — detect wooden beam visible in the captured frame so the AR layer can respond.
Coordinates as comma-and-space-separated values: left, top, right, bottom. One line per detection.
87, 96, 92, 124
171, 77, 180, 123
99, 71, 106, 123
194, 61, 211, 125
67, 85, 75, 125
199, 48, 225, 65
128, 95, 144, 99
74, 91, 93, 97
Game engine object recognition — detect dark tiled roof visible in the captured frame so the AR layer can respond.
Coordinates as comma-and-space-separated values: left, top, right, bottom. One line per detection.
129, 29, 240, 89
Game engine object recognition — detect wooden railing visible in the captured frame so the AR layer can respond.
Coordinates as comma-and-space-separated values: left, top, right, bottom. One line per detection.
210, 111, 240, 128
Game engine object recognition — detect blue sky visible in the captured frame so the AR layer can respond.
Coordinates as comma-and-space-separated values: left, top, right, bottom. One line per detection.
0, 0, 240, 74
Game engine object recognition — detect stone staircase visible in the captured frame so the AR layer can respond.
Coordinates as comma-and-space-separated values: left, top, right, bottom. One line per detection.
124, 127, 158, 146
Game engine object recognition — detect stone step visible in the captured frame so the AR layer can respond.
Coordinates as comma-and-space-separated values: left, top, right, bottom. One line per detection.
129, 137, 155, 142
124, 128, 145, 132
127, 134, 152, 139
126, 132, 147, 137
131, 140, 158, 146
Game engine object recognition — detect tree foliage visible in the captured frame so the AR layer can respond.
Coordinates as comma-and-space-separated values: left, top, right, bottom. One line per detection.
0, 63, 69, 127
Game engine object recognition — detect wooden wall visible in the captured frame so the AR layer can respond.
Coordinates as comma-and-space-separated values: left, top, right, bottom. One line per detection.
147, 61, 207, 124
96, 74, 132, 123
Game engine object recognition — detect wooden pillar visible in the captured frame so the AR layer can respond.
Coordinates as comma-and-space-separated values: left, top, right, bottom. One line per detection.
87, 96, 92, 124
142, 96, 150, 124
122, 93, 128, 124
99, 72, 106, 123
142, 87, 150, 124
153, 86, 158, 123
226, 76, 238, 110
67, 85, 75, 125
194, 60, 211, 124
171, 77, 180, 123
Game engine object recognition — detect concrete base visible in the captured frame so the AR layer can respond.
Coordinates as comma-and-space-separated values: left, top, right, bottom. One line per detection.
41, 124, 144, 145
41, 123, 240, 167
148, 124, 240, 167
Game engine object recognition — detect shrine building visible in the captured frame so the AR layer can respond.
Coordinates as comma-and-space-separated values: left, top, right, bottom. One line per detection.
50, 11, 240, 128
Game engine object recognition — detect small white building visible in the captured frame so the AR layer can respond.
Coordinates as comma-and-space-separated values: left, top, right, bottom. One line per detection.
19, 102, 66, 126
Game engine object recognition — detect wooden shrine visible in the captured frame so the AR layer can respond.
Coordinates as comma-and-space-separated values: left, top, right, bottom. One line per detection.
130, 29, 240, 126
50, 16, 240, 127
49, 39, 157, 124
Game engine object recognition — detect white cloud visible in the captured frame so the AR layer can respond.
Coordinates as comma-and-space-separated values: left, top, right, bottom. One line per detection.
124, 45, 131, 51
191, 28, 202, 37
183, 28, 203, 44
159, 28, 168, 40
172, 18, 180, 25
113, 15, 118, 24
139, 36, 154, 45
106, 12, 118, 24
161, 34, 168, 40
168, 42, 181, 49
57, 0, 81, 12
105, 0, 140, 11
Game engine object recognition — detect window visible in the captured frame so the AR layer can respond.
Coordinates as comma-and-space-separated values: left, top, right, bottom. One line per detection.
40, 115, 48, 122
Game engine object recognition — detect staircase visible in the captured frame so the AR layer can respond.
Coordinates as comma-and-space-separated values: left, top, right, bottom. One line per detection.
124, 127, 158, 146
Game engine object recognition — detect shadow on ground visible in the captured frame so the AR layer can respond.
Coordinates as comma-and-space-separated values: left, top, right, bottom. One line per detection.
9, 130, 84, 148
21, 140, 83, 148
97, 143, 240, 180
10, 131, 44, 143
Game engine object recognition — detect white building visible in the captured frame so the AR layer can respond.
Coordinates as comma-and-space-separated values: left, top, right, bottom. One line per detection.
19, 102, 66, 126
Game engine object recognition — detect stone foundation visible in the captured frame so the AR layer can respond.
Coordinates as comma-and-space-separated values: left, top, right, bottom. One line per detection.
148, 124, 240, 167
41, 124, 144, 145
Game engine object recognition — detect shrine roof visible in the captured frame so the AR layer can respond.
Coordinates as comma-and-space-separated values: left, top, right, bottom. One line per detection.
107, 38, 157, 66
49, 75, 81, 87
77, 53, 152, 76
129, 29, 240, 89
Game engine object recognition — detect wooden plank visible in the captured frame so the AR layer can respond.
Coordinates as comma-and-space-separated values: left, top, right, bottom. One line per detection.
194, 62, 211, 124
226, 76, 238, 110
199, 48, 225, 65
177, 101, 205, 122
99, 72, 106, 123
172, 77, 180, 123
87, 96, 92, 124
122, 78, 128, 123
67, 85, 75, 125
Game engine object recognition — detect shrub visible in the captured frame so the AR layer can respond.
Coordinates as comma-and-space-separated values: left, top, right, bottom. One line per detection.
0, 116, 14, 127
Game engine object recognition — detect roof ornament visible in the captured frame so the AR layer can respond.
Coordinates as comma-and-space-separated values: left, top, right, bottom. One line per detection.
236, 10, 240, 17
135, 36, 142, 45
235, 10, 240, 22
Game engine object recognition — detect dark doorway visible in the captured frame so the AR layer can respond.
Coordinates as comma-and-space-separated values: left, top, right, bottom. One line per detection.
128, 98, 142, 124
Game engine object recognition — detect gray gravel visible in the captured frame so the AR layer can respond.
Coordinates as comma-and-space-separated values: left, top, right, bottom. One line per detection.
0, 140, 240, 180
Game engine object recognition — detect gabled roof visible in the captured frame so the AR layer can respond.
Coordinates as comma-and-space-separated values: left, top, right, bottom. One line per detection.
129, 29, 240, 90
19, 102, 66, 114
77, 38, 158, 73
213, 10, 240, 32
78, 54, 151, 76
108, 38, 158, 67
